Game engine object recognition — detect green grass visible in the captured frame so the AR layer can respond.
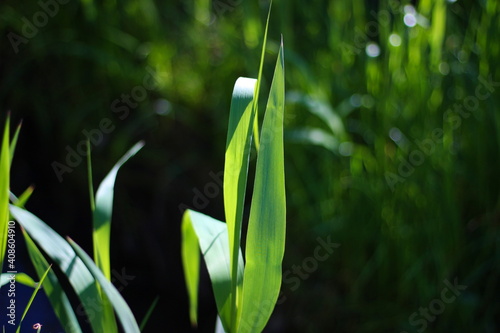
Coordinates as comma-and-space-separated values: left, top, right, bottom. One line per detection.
4, 121, 145, 332
0, 0, 499, 332
181, 10, 286, 332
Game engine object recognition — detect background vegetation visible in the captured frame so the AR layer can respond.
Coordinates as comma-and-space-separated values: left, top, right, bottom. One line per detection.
1, 0, 499, 332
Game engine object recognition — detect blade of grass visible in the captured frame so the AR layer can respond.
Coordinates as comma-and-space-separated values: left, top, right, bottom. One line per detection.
9, 186, 35, 209
68, 237, 141, 333
9, 205, 107, 333
93, 141, 144, 280
252, 0, 273, 151
87, 140, 118, 333
0, 273, 36, 288
91, 142, 143, 333
8, 120, 21, 168
16, 265, 52, 333
239, 38, 286, 333
223, 76, 256, 330
139, 296, 160, 331
87, 140, 95, 213
23, 229, 83, 333
0, 115, 10, 271
181, 209, 244, 332
181, 209, 200, 327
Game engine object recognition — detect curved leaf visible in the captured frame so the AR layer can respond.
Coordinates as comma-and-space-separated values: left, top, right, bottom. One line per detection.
93, 141, 144, 280
182, 209, 244, 332
0, 273, 36, 288
239, 39, 286, 333
9, 205, 107, 333
68, 238, 141, 333
23, 230, 83, 333
16, 265, 52, 333
223, 76, 256, 329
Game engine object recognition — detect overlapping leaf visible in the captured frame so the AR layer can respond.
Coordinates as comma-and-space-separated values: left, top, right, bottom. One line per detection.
23, 230, 83, 333
182, 209, 244, 332
223, 77, 256, 329
239, 39, 286, 333
68, 238, 141, 333
10, 205, 108, 333
90, 142, 143, 333
93, 141, 144, 280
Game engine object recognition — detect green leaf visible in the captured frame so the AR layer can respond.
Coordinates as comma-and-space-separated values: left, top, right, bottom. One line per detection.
87, 140, 96, 213
0, 273, 36, 288
0, 116, 10, 270
93, 141, 144, 280
239, 39, 286, 333
223, 76, 256, 329
252, 0, 273, 151
87, 141, 118, 333
181, 209, 200, 327
68, 237, 141, 333
16, 264, 52, 333
9, 120, 21, 167
181, 209, 244, 332
10, 186, 35, 209
9, 205, 108, 333
23, 229, 83, 333
139, 296, 160, 331
286, 128, 340, 154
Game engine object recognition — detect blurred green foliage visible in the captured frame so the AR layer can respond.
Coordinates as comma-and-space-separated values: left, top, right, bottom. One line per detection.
1, 0, 499, 332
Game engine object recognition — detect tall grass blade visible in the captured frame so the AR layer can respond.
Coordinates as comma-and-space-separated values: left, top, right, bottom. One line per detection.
8, 121, 21, 168
223, 76, 256, 329
12, 186, 35, 209
93, 141, 144, 280
16, 264, 52, 333
87, 140, 96, 213
139, 296, 160, 331
91, 142, 143, 333
9, 205, 107, 333
181, 209, 244, 332
239, 39, 286, 333
181, 209, 200, 327
0, 116, 10, 271
88, 140, 115, 333
68, 238, 141, 333
23, 230, 83, 333
252, 1, 273, 151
